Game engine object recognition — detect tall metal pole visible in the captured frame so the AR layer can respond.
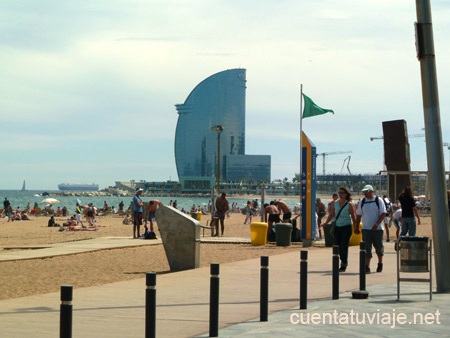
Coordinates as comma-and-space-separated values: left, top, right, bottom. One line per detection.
211, 125, 224, 195
415, 0, 450, 292
299, 85, 303, 216
217, 132, 221, 194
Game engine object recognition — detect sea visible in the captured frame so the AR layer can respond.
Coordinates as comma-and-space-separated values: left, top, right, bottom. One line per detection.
0, 190, 303, 213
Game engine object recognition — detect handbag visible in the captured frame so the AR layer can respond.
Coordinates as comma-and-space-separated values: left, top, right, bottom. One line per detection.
330, 201, 349, 236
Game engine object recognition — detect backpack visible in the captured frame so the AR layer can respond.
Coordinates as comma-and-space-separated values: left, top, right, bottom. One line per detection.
382, 198, 392, 213
144, 231, 157, 240
361, 196, 380, 210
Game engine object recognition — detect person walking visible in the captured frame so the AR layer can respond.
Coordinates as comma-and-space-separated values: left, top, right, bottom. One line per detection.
398, 186, 421, 236
355, 185, 387, 274
321, 187, 356, 272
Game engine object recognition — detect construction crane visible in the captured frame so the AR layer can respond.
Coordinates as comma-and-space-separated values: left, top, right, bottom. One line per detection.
316, 151, 352, 175
370, 134, 425, 141
340, 156, 352, 175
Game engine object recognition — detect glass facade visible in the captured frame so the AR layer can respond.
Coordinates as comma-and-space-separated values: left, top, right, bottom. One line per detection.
175, 69, 270, 186
224, 155, 271, 181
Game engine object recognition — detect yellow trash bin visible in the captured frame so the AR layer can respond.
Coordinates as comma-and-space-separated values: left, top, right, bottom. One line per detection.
250, 222, 268, 246
349, 223, 362, 246
196, 212, 202, 221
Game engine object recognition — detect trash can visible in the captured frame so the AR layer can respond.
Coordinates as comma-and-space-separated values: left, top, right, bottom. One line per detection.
250, 222, 268, 246
323, 223, 335, 247
275, 223, 292, 246
399, 236, 429, 272
196, 212, 202, 221
349, 223, 362, 246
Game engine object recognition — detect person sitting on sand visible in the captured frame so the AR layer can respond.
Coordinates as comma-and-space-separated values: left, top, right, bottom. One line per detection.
48, 215, 60, 227
63, 216, 76, 227
24, 203, 31, 214
122, 214, 131, 225
13, 208, 23, 221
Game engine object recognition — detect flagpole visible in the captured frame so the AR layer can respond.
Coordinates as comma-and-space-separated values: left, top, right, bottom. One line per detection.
299, 84, 303, 213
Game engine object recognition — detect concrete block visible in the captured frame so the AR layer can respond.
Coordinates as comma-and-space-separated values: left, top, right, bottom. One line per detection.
156, 206, 200, 271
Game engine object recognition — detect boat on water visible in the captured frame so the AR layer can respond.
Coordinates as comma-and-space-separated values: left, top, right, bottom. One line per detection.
21, 180, 26, 191
58, 183, 99, 192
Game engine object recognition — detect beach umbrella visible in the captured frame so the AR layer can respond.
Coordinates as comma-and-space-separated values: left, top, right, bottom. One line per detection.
41, 197, 60, 204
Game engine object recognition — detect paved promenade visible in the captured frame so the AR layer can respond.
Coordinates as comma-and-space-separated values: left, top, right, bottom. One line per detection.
0, 236, 250, 261
0, 239, 447, 337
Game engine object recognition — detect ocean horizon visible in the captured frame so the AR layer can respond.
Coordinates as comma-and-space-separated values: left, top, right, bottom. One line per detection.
0, 190, 308, 214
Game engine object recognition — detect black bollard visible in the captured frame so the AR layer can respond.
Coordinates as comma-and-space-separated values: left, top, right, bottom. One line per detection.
300, 250, 308, 309
260, 256, 269, 321
332, 245, 339, 300
209, 263, 220, 337
60, 285, 73, 338
352, 241, 369, 299
359, 241, 366, 291
145, 272, 156, 338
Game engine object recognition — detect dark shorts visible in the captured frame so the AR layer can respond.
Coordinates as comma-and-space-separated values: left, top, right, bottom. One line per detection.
268, 214, 281, 223
282, 211, 292, 220
215, 210, 226, 219
147, 211, 155, 221
134, 211, 143, 226
362, 229, 384, 258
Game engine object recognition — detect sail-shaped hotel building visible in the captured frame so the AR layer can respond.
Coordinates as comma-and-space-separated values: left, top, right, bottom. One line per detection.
175, 69, 271, 190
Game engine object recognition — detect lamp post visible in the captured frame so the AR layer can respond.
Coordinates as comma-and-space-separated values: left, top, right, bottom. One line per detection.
211, 125, 224, 194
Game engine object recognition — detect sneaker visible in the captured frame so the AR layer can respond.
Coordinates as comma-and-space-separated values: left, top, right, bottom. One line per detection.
365, 266, 371, 274
377, 263, 383, 273
386, 238, 390, 242
339, 265, 347, 272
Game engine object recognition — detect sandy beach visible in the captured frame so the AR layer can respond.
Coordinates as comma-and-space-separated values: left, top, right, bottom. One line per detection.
0, 210, 433, 300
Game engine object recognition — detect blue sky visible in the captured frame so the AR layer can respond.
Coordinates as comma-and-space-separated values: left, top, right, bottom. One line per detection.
1, 0, 450, 190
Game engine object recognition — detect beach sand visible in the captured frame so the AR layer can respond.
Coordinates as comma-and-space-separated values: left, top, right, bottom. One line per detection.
0, 210, 433, 300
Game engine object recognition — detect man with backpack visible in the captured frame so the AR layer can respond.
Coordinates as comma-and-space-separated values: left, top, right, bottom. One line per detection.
355, 185, 387, 273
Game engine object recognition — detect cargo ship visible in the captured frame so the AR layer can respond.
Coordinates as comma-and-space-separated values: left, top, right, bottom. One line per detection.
58, 183, 99, 191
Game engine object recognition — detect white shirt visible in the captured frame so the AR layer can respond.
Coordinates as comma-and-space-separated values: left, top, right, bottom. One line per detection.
357, 196, 387, 231
392, 209, 402, 220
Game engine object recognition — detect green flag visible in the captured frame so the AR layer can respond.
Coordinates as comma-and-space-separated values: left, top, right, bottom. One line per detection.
302, 93, 334, 119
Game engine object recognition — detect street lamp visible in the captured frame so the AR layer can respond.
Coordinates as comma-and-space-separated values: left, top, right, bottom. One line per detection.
211, 125, 224, 193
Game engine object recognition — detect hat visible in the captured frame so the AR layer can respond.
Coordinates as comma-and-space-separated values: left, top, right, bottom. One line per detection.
361, 185, 374, 192
136, 188, 143, 192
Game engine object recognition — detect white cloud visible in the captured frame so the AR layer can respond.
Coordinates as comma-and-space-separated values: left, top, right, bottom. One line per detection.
1, 0, 449, 189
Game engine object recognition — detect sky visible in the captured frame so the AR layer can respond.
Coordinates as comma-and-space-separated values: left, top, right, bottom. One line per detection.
1, 0, 450, 190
